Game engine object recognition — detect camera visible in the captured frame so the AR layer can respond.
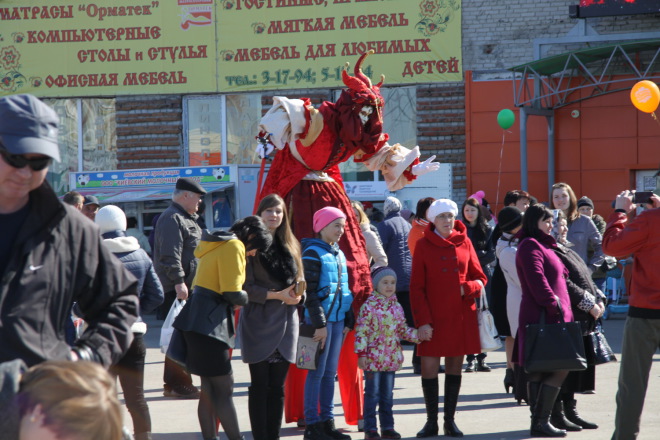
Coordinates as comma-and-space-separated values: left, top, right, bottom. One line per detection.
632, 191, 654, 204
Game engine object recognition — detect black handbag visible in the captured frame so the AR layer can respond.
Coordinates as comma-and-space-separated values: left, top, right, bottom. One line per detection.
585, 320, 617, 366
524, 299, 588, 374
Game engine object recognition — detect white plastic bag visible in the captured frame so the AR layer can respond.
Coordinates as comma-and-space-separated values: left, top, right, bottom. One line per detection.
160, 299, 185, 354
477, 288, 502, 353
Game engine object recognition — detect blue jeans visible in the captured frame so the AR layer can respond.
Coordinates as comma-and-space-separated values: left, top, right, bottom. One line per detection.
304, 320, 344, 424
363, 371, 395, 433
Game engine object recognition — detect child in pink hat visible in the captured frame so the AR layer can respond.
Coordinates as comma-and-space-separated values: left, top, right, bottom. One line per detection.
301, 206, 355, 440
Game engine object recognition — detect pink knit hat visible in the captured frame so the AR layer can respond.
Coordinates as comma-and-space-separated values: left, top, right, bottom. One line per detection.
313, 206, 346, 233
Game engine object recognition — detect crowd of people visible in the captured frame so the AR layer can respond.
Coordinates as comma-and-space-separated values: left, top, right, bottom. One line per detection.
1, 86, 659, 440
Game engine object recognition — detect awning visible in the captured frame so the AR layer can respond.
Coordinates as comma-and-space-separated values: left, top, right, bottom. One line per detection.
510, 39, 660, 76
77, 182, 233, 203
509, 38, 660, 109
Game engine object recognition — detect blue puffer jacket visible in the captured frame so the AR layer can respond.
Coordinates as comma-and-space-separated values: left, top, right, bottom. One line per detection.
301, 238, 352, 328
376, 212, 412, 291
102, 231, 164, 332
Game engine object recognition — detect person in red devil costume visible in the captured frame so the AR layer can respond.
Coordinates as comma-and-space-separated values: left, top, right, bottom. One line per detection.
256, 50, 440, 430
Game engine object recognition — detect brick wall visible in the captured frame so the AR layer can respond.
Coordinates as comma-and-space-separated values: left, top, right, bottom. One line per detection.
115, 95, 183, 169
417, 82, 467, 202
462, 0, 660, 74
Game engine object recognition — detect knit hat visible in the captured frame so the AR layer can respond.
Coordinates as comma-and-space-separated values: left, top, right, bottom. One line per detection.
426, 199, 458, 222
577, 196, 594, 210
312, 206, 346, 233
383, 196, 402, 217
400, 209, 413, 221
95, 205, 127, 234
371, 266, 397, 289
469, 190, 486, 205
497, 206, 523, 233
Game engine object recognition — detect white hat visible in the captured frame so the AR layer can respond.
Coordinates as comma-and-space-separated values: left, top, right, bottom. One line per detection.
426, 199, 458, 222
95, 205, 127, 234
383, 196, 402, 217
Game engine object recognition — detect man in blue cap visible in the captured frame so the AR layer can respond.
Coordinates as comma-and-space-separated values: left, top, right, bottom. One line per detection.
0, 93, 139, 368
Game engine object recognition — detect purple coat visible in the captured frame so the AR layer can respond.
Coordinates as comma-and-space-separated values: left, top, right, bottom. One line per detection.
515, 233, 573, 366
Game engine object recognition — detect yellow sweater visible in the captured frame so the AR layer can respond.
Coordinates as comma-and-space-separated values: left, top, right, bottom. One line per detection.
193, 235, 245, 295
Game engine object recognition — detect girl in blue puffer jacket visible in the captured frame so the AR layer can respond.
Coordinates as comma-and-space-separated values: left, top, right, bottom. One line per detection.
301, 206, 354, 440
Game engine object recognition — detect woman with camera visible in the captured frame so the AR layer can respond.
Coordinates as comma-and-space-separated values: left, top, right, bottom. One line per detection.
240, 194, 305, 440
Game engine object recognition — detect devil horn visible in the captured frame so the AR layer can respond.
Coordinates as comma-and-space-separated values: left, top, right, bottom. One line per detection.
342, 68, 368, 92
375, 74, 385, 89
354, 50, 374, 86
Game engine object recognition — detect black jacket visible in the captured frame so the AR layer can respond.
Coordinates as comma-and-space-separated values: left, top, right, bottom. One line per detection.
0, 183, 139, 367
153, 202, 201, 292
552, 244, 604, 333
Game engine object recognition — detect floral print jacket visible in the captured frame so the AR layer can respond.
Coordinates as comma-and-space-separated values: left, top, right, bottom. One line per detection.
355, 292, 420, 371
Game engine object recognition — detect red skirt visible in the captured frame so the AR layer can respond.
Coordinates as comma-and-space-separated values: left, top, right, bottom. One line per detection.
286, 178, 372, 312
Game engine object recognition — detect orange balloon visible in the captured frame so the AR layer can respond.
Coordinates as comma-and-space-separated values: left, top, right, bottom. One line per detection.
630, 80, 660, 113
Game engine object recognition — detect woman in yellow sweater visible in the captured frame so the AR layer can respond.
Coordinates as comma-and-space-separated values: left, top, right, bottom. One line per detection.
173, 216, 272, 440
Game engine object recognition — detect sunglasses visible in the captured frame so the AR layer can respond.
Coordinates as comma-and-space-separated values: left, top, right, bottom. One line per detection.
0, 147, 52, 171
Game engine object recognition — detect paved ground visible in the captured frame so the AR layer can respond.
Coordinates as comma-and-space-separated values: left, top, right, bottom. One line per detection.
127, 314, 660, 440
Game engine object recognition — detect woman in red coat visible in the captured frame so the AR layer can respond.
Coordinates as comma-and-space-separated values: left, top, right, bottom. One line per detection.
410, 199, 487, 438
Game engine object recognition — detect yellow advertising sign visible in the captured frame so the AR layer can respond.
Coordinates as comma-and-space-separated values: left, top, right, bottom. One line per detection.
216, 0, 462, 92
0, 0, 462, 97
0, 0, 217, 97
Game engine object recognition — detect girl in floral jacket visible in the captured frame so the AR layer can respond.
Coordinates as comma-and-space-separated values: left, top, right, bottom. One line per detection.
355, 266, 422, 440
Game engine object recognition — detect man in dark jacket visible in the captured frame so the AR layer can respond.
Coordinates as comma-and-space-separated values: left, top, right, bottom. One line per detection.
0, 94, 139, 368
153, 177, 205, 398
377, 196, 413, 320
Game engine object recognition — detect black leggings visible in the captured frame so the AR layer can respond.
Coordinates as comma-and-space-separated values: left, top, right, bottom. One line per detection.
528, 371, 569, 388
248, 360, 290, 440
198, 374, 241, 440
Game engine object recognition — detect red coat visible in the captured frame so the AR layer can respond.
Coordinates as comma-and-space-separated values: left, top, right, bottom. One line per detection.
410, 220, 487, 357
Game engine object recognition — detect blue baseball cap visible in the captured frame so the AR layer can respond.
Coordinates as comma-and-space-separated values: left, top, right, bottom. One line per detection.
0, 94, 60, 162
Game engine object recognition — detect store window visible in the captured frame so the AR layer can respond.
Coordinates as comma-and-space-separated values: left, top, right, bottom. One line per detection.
226, 94, 261, 165
184, 94, 262, 166
44, 98, 116, 195
185, 96, 222, 165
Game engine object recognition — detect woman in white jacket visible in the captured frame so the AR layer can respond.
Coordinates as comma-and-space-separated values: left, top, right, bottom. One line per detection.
494, 207, 524, 400
351, 200, 388, 268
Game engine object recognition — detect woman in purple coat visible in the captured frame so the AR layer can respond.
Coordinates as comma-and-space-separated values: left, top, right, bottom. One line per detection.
515, 204, 574, 438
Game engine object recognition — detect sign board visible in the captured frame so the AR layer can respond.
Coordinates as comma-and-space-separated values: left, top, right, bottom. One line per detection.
0, 0, 462, 97
216, 0, 462, 92
69, 165, 233, 190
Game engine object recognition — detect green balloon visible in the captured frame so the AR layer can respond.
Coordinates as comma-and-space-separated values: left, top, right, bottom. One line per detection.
497, 109, 515, 130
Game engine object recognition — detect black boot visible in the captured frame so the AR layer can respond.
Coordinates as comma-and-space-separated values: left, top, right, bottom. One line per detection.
550, 400, 582, 431
527, 381, 541, 415
442, 374, 464, 437
304, 422, 332, 440
322, 419, 351, 440
564, 399, 599, 429
530, 385, 567, 437
134, 433, 153, 440
416, 377, 439, 438
266, 387, 285, 440
248, 386, 268, 440
504, 368, 514, 394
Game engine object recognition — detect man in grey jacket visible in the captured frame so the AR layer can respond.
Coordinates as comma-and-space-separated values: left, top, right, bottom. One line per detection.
153, 177, 206, 398
0, 94, 139, 368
